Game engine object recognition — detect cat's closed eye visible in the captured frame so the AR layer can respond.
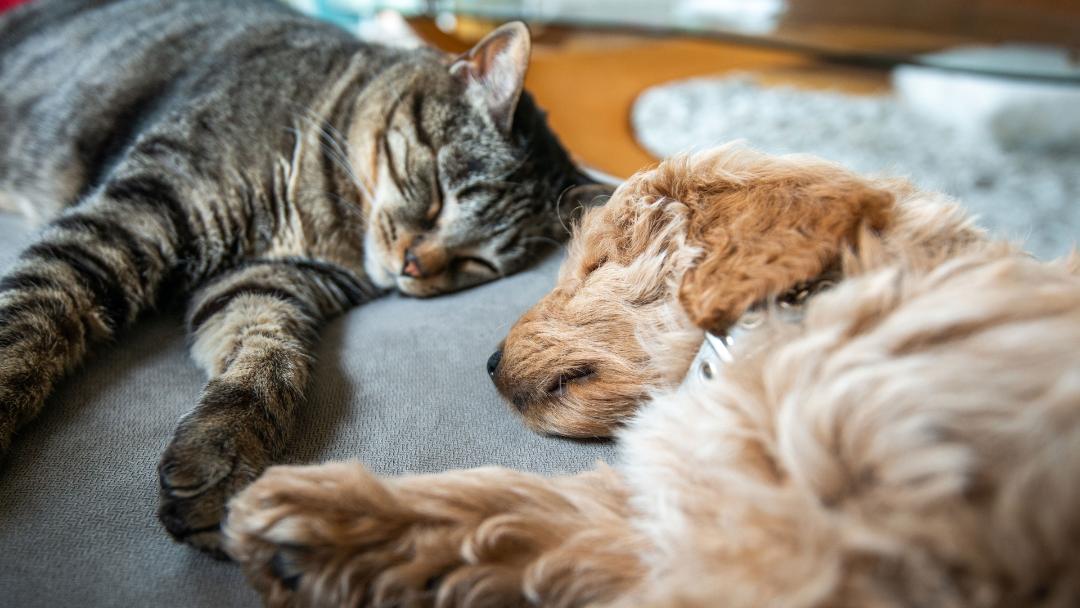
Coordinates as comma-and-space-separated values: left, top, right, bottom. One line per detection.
455, 256, 499, 276
425, 166, 445, 224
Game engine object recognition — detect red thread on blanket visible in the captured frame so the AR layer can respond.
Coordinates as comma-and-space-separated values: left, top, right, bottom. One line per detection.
0, 0, 30, 13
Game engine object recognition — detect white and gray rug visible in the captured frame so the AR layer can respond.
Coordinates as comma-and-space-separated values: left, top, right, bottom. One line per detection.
632, 73, 1080, 258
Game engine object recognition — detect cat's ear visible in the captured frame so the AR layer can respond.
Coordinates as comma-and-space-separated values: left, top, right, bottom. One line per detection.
450, 21, 531, 133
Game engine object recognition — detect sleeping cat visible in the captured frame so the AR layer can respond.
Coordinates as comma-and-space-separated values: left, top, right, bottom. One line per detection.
0, 0, 591, 556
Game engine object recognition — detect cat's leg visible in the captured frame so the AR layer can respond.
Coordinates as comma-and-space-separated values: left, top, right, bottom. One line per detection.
157, 258, 372, 556
226, 461, 646, 608
0, 177, 187, 455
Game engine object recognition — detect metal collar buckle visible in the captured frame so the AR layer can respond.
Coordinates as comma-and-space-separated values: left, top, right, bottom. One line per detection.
685, 277, 836, 385
691, 326, 744, 383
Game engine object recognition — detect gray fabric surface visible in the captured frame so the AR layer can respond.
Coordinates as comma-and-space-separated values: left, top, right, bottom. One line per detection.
0, 212, 613, 607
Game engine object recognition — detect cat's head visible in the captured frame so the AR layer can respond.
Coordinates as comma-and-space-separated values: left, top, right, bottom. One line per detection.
356, 22, 597, 296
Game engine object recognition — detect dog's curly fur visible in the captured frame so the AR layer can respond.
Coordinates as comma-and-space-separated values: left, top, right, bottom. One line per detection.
492, 145, 983, 437
225, 145, 1080, 607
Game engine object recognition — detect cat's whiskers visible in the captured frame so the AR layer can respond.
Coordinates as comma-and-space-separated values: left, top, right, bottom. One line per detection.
281, 124, 370, 217
297, 187, 370, 224
486, 179, 526, 189
289, 105, 377, 205
313, 125, 374, 201
320, 137, 375, 202
553, 187, 576, 237
518, 235, 564, 250
472, 145, 532, 193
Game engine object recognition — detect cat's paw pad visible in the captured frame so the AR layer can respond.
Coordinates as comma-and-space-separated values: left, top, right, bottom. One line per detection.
157, 422, 266, 558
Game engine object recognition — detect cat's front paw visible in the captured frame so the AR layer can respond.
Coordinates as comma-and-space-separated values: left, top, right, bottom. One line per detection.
157, 394, 271, 557
0, 408, 17, 457
0, 382, 50, 460
0, 422, 15, 459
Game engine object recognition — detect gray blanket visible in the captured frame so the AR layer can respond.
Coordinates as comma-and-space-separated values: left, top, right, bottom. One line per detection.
0, 213, 613, 607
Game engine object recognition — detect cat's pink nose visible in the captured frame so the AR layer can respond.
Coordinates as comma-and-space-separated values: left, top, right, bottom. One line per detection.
401, 248, 425, 278
401, 241, 448, 279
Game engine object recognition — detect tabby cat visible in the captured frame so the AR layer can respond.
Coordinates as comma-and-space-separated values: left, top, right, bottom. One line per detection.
0, 0, 591, 556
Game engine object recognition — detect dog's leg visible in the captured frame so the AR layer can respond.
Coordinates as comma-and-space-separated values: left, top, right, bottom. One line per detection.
225, 462, 645, 608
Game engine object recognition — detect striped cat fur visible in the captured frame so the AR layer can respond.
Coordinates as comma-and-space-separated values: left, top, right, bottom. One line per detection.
0, 0, 591, 556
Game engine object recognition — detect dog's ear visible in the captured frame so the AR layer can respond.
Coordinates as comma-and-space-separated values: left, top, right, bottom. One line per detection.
557, 183, 617, 227
678, 175, 894, 333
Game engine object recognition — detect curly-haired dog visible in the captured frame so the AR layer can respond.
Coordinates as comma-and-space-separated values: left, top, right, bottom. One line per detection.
225, 146, 1080, 607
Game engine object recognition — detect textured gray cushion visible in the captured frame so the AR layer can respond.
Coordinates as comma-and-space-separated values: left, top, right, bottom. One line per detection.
0, 212, 614, 607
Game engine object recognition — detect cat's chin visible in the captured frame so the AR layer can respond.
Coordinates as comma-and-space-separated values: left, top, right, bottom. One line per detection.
361, 253, 452, 298
394, 277, 444, 298
366, 267, 397, 291
362, 244, 398, 291
396, 273, 495, 298
364, 260, 444, 297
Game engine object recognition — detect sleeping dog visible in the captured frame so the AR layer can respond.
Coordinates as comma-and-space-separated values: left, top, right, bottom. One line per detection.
227, 145, 1080, 607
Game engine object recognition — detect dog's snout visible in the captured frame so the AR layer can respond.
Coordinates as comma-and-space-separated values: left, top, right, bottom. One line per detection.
486, 350, 502, 378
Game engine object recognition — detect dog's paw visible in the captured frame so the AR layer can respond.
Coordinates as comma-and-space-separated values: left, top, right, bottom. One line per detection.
157, 412, 269, 558
224, 463, 538, 608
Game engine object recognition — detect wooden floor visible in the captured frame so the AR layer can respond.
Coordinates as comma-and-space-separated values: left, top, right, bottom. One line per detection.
408, 0, 1080, 178
526, 35, 891, 178
412, 22, 894, 179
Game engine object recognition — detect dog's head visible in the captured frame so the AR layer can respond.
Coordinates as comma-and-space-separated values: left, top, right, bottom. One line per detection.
489, 146, 895, 437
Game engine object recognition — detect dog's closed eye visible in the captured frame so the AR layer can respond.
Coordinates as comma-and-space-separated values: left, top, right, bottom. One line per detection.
545, 367, 596, 396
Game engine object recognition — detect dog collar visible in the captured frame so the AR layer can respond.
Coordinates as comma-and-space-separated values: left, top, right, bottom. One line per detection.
687, 278, 836, 383
689, 324, 747, 384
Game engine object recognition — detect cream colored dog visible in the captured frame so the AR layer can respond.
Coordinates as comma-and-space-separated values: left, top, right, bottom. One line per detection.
225, 146, 1080, 607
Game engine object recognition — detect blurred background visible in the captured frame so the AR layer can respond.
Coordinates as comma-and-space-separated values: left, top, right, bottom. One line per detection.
290, 0, 1080, 254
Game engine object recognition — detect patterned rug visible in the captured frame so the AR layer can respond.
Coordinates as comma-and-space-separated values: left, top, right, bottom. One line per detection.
632, 73, 1080, 259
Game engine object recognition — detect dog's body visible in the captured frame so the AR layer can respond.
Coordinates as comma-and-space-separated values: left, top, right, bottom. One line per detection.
226, 147, 1080, 607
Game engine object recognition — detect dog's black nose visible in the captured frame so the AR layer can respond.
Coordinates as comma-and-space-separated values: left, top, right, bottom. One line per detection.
486, 350, 502, 378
